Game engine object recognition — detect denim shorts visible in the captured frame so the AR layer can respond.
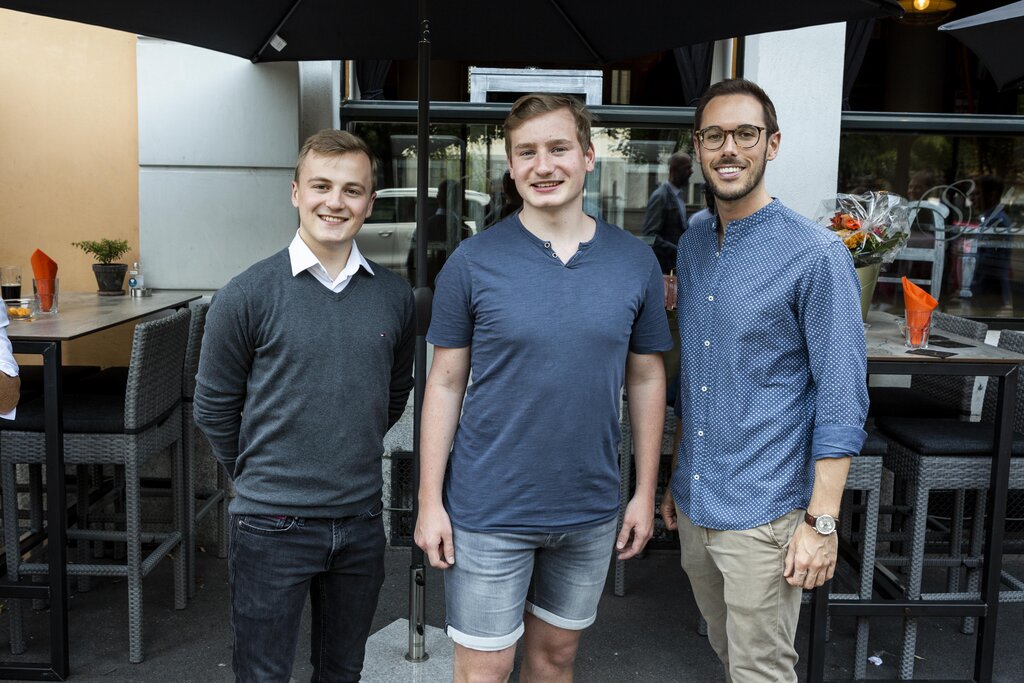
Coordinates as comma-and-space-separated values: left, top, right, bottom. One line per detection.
443, 517, 617, 651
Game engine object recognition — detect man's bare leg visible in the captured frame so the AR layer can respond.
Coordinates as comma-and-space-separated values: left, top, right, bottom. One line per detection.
454, 643, 516, 683
520, 612, 583, 683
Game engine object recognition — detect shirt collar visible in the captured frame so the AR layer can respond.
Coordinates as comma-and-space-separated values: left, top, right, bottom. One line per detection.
288, 230, 374, 280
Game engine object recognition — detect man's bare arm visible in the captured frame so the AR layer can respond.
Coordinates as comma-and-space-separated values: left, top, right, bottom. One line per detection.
413, 345, 470, 569
617, 351, 666, 560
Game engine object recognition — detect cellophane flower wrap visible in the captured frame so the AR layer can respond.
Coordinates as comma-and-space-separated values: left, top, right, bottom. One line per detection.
814, 191, 911, 267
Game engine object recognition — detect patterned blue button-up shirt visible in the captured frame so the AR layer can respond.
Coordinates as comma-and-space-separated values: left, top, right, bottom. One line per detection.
672, 199, 868, 531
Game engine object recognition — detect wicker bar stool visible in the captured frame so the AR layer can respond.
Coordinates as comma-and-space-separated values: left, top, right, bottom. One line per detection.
875, 329, 1024, 680
180, 303, 228, 597
0, 309, 191, 663
68, 303, 229, 599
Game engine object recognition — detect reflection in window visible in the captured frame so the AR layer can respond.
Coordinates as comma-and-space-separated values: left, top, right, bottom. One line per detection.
350, 120, 695, 287
840, 131, 1024, 318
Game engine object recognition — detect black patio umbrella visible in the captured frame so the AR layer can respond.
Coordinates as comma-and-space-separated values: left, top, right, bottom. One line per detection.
0, 0, 903, 663
939, 1, 1024, 90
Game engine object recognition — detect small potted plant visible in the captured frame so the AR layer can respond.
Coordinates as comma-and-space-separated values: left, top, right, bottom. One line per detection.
72, 239, 132, 296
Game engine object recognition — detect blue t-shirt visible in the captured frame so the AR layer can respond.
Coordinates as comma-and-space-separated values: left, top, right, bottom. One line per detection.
427, 214, 673, 533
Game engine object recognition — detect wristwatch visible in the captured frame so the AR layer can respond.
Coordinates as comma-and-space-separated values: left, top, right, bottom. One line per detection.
804, 512, 837, 536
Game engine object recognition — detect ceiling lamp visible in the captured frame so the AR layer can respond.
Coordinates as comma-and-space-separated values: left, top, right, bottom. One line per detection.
898, 0, 957, 25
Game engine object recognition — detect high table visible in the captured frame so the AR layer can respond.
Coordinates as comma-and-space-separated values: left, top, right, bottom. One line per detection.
0, 290, 204, 681
807, 310, 1024, 683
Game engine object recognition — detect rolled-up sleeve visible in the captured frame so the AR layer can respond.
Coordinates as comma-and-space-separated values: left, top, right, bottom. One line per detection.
800, 241, 869, 460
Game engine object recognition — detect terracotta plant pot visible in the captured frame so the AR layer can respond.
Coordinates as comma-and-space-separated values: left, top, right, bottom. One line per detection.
92, 263, 128, 296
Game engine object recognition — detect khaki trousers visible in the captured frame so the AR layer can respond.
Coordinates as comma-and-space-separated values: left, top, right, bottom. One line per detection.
677, 508, 803, 683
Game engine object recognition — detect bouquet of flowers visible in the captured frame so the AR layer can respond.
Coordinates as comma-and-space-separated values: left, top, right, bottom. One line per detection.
814, 191, 911, 267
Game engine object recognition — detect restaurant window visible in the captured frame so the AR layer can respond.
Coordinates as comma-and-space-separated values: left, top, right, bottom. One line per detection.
839, 124, 1024, 319
347, 115, 695, 288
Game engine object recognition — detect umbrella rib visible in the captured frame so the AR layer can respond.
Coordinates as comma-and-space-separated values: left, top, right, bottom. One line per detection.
547, 0, 605, 63
251, 0, 306, 62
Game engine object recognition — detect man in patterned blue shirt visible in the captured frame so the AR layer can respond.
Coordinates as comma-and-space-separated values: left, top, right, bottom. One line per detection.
660, 79, 868, 682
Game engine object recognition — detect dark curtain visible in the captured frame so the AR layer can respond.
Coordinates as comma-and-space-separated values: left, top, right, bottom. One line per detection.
356, 59, 391, 100
842, 20, 874, 111
673, 43, 714, 106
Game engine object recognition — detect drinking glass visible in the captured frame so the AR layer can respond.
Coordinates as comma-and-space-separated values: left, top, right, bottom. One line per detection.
33, 277, 59, 315
1, 265, 20, 299
897, 313, 931, 349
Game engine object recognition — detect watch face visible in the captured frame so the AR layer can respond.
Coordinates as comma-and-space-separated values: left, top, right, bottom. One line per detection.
815, 515, 837, 535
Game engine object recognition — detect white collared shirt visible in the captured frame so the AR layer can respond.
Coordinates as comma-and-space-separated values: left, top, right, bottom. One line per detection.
288, 230, 374, 293
1, 311, 17, 420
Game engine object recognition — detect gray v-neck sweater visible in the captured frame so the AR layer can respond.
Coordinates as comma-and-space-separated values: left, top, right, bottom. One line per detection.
194, 249, 415, 517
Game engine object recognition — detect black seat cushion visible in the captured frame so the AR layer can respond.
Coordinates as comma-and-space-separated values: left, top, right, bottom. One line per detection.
17, 365, 103, 402
860, 427, 888, 456
875, 416, 1024, 456
868, 386, 961, 419
77, 366, 130, 395
0, 393, 126, 434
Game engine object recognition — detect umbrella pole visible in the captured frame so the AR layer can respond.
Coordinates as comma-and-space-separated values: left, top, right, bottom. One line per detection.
407, 0, 431, 665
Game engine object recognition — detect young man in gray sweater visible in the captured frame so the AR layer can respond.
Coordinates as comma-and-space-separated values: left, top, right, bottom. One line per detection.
194, 130, 414, 682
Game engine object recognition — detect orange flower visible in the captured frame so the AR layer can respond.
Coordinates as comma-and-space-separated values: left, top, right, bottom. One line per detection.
843, 231, 868, 249
830, 212, 861, 231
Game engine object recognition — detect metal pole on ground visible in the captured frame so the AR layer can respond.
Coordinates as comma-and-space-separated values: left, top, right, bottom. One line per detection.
406, 0, 430, 664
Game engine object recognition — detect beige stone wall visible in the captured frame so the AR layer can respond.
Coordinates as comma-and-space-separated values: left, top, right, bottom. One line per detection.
1, 10, 139, 365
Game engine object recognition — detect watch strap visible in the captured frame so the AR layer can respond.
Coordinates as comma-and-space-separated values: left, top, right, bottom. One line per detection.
804, 512, 838, 531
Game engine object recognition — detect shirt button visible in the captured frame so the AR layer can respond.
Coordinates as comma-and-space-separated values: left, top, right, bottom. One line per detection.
707, 295, 714, 301
697, 430, 704, 437
704, 340, 710, 347
693, 474, 700, 481
716, 251, 721, 257
701, 386, 708, 392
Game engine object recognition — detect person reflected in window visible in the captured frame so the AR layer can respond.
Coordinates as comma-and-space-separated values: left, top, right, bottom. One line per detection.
971, 174, 1012, 311
641, 151, 692, 274
407, 178, 473, 288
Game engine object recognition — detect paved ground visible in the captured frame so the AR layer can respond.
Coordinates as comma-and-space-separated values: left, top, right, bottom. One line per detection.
2, 547, 1024, 681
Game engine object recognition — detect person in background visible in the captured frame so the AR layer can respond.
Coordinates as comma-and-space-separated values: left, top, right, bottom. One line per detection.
415, 93, 671, 683
641, 151, 693, 274
0, 308, 19, 418
407, 178, 474, 288
971, 174, 1012, 311
661, 79, 868, 683
194, 129, 415, 682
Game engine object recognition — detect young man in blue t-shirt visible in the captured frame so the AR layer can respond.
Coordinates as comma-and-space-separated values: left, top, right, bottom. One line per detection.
415, 94, 672, 682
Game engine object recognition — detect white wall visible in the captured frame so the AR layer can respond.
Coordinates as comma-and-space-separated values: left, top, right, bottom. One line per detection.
743, 23, 846, 220
137, 38, 300, 289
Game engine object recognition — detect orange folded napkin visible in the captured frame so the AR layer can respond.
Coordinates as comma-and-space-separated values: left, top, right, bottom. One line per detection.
30, 249, 57, 280
902, 276, 937, 345
30, 249, 58, 311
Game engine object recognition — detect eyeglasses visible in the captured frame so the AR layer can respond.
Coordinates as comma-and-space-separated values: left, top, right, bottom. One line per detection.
696, 125, 766, 151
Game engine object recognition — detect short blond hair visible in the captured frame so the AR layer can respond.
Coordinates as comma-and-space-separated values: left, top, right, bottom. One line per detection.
295, 129, 378, 188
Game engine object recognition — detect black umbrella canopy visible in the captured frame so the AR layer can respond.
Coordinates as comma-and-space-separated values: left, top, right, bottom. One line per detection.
3, 0, 901, 64
939, 1, 1024, 90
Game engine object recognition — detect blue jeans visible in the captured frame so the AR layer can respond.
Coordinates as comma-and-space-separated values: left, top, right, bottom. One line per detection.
228, 503, 386, 683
